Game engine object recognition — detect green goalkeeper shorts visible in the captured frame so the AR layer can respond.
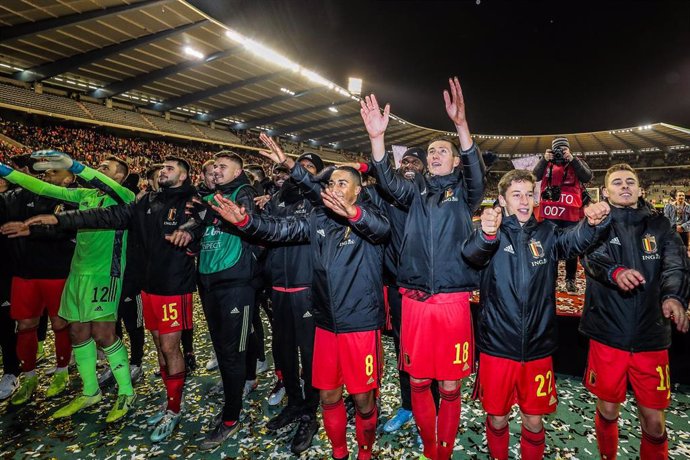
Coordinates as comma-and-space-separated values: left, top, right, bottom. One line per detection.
59, 274, 122, 323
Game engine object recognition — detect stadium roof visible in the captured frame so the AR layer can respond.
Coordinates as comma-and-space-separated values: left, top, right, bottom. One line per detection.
0, 0, 689, 157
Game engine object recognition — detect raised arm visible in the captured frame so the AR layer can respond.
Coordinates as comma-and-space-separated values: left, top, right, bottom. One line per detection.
555, 202, 611, 259
55, 202, 136, 231
211, 193, 310, 243
461, 206, 501, 268
1, 165, 85, 203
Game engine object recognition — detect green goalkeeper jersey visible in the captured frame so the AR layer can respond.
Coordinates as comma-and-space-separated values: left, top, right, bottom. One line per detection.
6, 166, 135, 277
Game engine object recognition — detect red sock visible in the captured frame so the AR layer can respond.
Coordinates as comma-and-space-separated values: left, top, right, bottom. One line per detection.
595, 409, 619, 460
486, 417, 509, 460
165, 371, 185, 413
411, 379, 437, 459
275, 369, 283, 381
640, 429, 667, 460
160, 365, 169, 382
321, 398, 349, 459
53, 326, 72, 368
437, 386, 462, 460
16, 327, 38, 373
355, 405, 377, 460
520, 425, 545, 460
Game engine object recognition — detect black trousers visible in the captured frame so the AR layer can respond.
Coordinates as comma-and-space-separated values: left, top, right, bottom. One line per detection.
202, 283, 255, 422
271, 288, 318, 413
0, 276, 19, 376
116, 278, 145, 366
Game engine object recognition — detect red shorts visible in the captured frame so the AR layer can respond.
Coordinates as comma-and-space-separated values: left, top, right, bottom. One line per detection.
400, 290, 474, 381
478, 353, 558, 416
312, 327, 382, 394
141, 291, 193, 334
585, 340, 671, 409
10, 277, 66, 320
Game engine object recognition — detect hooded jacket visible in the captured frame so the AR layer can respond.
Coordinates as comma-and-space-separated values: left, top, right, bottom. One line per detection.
371, 143, 486, 293
581, 203, 690, 351
236, 202, 389, 333
462, 214, 609, 361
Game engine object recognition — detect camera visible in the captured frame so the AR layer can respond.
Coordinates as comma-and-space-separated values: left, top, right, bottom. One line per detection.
541, 185, 561, 202
551, 146, 566, 165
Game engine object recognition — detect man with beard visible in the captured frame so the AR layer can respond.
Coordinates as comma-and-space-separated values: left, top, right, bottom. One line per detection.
27, 157, 199, 441
361, 77, 486, 460
258, 137, 325, 454
209, 151, 389, 460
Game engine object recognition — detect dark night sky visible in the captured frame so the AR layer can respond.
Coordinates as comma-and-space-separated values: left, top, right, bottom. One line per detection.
188, 0, 690, 135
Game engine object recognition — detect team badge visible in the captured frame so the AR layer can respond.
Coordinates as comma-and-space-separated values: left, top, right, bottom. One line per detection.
528, 239, 544, 258
642, 234, 657, 254
444, 188, 454, 200
167, 208, 177, 221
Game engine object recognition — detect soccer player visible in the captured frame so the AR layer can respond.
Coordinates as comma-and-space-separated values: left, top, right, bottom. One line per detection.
0, 176, 20, 400
258, 137, 325, 454
0, 167, 76, 405
211, 157, 389, 460
361, 78, 485, 460
462, 169, 611, 460
0, 151, 136, 422
581, 164, 690, 460
187, 151, 260, 450
30, 157, 199, 441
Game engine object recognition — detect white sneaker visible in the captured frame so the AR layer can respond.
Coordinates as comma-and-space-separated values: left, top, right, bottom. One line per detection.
130, 364, 143, 384
0, 374, 19, 400
205, 353, 218, 371
268, 379, 286, 406
256, 360, 269, 374
98, 367, 114, 386
242, 380, 257, 398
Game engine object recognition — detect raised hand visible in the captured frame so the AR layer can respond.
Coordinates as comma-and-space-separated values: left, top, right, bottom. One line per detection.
253, 194, 271, 210
24, 214, 58, 227
210, 193, 247, 224
584, 201, 611, 226
0, 161, 13, 177
258, 133, 294, 169
481, 206, 502, 236
0, 221, 30, 238
662, 298, 689, 333
360, 94, 390, 140
443, 77, 467, 127
614, 268, 645, 291
321, 189, 357, 219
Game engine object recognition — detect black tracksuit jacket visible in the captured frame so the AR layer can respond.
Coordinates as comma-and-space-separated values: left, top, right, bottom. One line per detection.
462, 214, 609, 361
0, 187, 76, 279
581, 203, 690, 352
237, 202, 390, 333
371, 143, 486, 294
55, 182, 199, 295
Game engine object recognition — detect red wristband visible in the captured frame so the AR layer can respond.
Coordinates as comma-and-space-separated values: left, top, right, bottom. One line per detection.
482, 232, 497, 240
233, 214, 250, 228
611, 267, 626, 282
348, 206, 362, 222
358, 162, 369, 173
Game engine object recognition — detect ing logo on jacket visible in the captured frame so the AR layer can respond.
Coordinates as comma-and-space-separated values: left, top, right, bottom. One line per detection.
642, 234, 660, 260
529, 239, 547, 266
441, 188, 458, 203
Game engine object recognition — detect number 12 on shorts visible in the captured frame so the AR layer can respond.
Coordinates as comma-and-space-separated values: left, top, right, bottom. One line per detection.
453, 342, 469, 365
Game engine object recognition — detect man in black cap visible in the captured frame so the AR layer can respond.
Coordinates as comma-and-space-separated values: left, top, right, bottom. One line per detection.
532, 137, 593, 294
260, 147, 325, 454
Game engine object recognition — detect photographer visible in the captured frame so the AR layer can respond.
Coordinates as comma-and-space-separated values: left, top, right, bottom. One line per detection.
533, 137, 593, 294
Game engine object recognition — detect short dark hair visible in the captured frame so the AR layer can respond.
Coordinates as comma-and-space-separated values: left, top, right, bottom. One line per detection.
427, 136, 460, 157
146, 164, 163, 180
105, 156, 129, 177
498, 169, 536, 196
214, 150, 243, 168
604, 163, 638, 186
332, 166, 362, 186
164, 156, 192, 175
245, 164, 266, 182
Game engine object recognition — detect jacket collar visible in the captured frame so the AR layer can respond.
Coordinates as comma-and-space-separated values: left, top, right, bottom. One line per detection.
215, 172, 251, 195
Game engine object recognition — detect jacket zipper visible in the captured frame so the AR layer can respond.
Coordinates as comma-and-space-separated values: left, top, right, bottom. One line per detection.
429, 197, 435, 293
518, 229, 527, 362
